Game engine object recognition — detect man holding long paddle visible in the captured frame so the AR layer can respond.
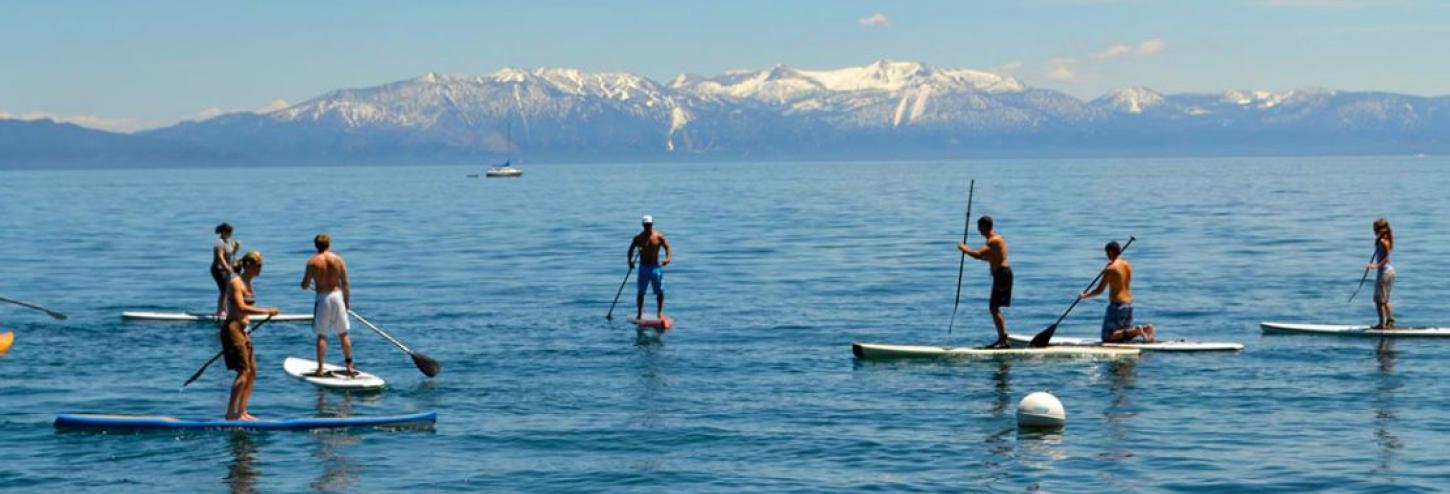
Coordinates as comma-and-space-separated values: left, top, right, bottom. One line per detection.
1078, 240, 1155, 343
302, 233, 357, 377
221, 251, 279, 420
628, 215, 672, 322
957, 215, 1013, 349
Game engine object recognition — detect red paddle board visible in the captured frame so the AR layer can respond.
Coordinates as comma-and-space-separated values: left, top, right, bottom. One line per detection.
631, 317, 674, 330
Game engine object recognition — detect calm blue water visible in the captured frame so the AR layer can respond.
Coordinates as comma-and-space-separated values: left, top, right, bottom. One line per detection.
3, 157, 1450, 492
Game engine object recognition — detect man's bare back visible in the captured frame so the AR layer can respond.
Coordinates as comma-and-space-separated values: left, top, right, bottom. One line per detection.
1104, 259, 1133, 304
303, 252, 349, 298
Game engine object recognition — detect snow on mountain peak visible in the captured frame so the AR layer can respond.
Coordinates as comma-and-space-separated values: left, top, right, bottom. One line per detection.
671, 60, 1025, 103
1096, 87, 1166, 113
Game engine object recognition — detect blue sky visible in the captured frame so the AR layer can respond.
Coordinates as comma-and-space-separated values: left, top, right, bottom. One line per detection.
2, 0, 1446, 131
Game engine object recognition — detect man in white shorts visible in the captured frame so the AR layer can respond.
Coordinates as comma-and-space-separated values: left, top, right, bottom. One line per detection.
301, 233, 355, 376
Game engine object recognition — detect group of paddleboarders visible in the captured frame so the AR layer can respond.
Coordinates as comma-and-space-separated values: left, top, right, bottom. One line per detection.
958, 216, 1154, 349
210, 226, 357, 420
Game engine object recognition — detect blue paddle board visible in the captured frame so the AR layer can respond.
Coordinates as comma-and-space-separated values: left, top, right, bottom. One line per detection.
54, 411, 436, 430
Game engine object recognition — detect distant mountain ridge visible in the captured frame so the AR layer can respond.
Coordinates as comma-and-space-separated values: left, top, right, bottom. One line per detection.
4, 60, 1447, 168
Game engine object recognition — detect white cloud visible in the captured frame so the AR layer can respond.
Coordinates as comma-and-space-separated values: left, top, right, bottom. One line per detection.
0, 111, 144, 133
1044, 58, 1080, 82
858, 13, 890, 27
258, 99, 290, 113
194, 99, 291, 121
996, 60, 1024, 75
1137, 38, 1167, 56
1093, 38, 1167, 59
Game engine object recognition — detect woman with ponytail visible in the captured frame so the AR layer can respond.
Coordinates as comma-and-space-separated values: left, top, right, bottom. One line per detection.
1367, 218, 1395, 329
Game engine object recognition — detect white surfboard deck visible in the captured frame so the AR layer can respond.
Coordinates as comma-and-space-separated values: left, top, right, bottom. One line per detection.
283, 357, 386, 390
1260, 321, 1450, 337
1008, 334, 1244, 352
122, 311, 313, 322
852, 342, 1138, 360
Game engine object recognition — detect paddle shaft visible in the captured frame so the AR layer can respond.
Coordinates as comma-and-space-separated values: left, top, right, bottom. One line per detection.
182, 314, 274, 387
606, 253, 639, 320
0, 296, 67, 320
348, 310, 414, 353
947, 179, 975, 334
1047, 236, 1137, 328
1348, 252, 1377, 303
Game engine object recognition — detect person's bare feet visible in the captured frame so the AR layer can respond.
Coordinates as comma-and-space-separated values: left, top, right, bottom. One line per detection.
239, 412, 259, 422
1141, 324, 1157, 342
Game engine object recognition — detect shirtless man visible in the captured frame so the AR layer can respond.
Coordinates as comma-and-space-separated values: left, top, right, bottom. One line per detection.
958, 215, 1012, 349
1079, 240, 1155, 343
628, 215, 672, 321
301, 234, 354, 376
221, 251, 280, 420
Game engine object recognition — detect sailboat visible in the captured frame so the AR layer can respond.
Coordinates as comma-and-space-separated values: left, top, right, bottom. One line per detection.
485, 118, 523, 178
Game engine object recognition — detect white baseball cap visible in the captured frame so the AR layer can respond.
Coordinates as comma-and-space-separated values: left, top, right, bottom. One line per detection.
641, 215, 654, 224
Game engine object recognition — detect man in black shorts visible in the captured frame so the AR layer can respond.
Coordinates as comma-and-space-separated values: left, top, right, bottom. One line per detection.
958, 215, 1012, 348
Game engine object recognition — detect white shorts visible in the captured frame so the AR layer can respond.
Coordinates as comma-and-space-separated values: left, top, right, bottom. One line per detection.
313, 290, 350, 337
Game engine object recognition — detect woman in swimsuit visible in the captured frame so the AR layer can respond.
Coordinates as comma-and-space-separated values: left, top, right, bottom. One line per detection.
1367, 218, 1395, 329
212, 223, 241, 318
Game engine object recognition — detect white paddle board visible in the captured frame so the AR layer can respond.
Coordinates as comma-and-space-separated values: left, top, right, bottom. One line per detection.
851, 342, 1138, 359
122, 311, 313, 322
283, 357, 385, 390
1007, 334, 1244, 352
1260, 321, 1450, 337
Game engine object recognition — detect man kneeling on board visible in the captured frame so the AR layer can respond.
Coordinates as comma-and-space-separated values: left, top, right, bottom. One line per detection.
301, 233, 355, 376
223, 251, 280, 420
1079, 240, 1155, 343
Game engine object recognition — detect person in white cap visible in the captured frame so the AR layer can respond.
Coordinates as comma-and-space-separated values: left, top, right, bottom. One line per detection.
628, 215, 672, 321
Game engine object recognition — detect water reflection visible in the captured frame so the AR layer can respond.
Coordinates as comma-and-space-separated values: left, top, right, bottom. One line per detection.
628, 331, 669, 472
225, 432, 259, 494
990, 359, 1012, 416
311, 389, 361, 493
1372, 339, 1402, 475
1099, 358, 1138, 465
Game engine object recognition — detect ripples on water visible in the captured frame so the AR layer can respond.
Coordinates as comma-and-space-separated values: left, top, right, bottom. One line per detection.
2, 157, 1449, 492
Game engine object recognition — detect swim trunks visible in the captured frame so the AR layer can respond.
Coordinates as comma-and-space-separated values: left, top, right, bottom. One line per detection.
220, 319, 253, 372
990, 266, 1013, 311
313, 289, 350, 337
636, 264, 664, 296
1102, 302, 1134, 341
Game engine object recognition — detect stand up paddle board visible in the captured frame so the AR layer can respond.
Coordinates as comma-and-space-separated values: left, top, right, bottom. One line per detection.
122, 311, 313, 322
54, 411, 435, 431
1007, 334, 1244, 352
1260, 322, 1450, 337
283, 357, 385, 390
851, 342, 1138, 359
632, 316, 674, 330
0, 331, 13, 353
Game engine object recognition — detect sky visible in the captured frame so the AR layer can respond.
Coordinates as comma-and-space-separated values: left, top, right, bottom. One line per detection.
1, 0, 1447, 132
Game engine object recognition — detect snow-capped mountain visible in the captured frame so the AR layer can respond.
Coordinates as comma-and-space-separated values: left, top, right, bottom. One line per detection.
7, 60, 1447, 168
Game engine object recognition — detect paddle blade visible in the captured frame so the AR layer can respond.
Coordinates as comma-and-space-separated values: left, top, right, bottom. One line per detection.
1029, 324, 1058, 348
411, 352, 441, 377
48, 311, 68, 320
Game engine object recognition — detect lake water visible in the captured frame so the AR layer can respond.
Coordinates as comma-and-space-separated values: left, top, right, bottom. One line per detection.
3, 157, 1450, 492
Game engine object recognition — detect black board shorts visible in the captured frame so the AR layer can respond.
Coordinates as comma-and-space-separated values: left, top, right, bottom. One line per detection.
990, 267, 1013, 310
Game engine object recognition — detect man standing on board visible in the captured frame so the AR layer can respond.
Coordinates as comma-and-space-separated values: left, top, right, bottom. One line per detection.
958, 216, 1012, 349
629, 215, 672, 321
222, 251, 279, 420
301, 233, 355, 376
1079, 240, 1156, 343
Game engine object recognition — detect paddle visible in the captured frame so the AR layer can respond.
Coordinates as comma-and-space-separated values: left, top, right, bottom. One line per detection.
605, 253, 639, 320
0, 296, 67, 320
947, 179, 975, 334
182, 314, 274, 388
1347, 252, 1376, 303
348, 310, 440, 377
1029, 236, 1136, 348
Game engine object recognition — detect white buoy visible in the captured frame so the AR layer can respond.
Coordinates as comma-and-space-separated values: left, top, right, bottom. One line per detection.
1017, 391, 1066, 428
